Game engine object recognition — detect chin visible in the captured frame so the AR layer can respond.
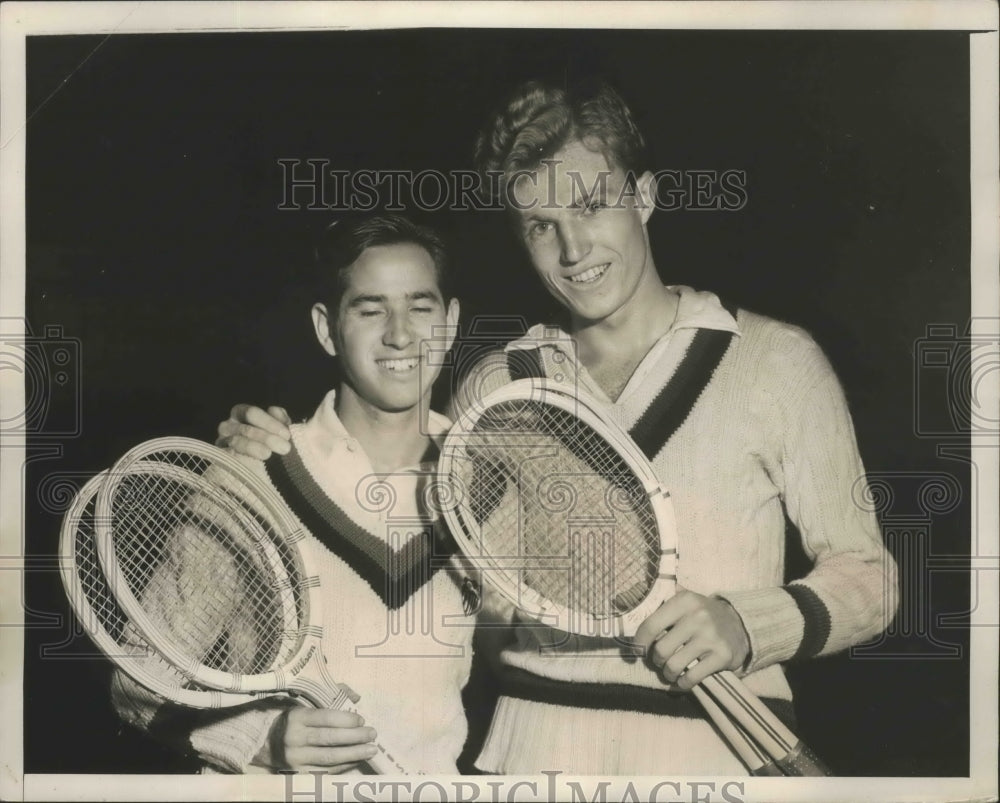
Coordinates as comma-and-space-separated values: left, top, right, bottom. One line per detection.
572, 301, 620, 324
376, 389, 427, 413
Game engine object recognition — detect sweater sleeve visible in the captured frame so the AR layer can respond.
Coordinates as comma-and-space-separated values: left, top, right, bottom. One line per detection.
719, 329, 898, 673
111, 666, 287, 773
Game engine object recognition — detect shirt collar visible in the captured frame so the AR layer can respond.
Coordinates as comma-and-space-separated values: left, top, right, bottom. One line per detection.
504, 285, 740, 355
305, 389, 451, 467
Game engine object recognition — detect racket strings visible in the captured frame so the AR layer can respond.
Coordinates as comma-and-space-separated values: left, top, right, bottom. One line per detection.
105, 460, 305, 678
69, 478, 211, 693
459, 400, 661, 619
74, 486, 149, 649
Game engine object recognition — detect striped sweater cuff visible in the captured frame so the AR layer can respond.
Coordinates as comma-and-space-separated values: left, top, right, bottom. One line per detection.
189, 703, 287, 773
782, 582, 832, 659
715, 586, 808, 673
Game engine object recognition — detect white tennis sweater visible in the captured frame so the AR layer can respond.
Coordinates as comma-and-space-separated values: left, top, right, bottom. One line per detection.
111, 392, 475, 774
456, 286, 898, 775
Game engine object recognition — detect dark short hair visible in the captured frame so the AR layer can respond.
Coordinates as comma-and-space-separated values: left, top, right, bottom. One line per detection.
314, 213, 451, 317
473, 78, 648, 205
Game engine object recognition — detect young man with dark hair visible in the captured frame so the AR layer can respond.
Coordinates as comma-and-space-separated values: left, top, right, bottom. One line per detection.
116, 213, 474, 774
219, 80, 897, 775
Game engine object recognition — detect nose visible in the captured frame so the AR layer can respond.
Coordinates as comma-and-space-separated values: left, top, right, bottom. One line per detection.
558, 220, 592, 266
382, 311, 414, 349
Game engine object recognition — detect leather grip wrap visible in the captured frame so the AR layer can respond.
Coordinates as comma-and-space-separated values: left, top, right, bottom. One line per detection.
777, 741, 834, 776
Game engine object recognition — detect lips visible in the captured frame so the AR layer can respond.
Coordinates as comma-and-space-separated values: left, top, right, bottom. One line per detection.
568, 263, 610, 284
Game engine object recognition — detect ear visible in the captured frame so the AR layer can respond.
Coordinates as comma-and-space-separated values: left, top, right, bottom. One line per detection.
444, 298, 461, 351
311, 303, 338, 357
635, 170, 656, 225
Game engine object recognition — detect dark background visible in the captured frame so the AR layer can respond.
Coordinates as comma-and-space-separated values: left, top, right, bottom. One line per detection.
22, 29, 972, 776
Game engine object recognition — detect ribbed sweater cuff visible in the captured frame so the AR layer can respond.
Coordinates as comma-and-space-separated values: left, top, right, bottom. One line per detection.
190, 704, 286, 774
715, 587, 804, 673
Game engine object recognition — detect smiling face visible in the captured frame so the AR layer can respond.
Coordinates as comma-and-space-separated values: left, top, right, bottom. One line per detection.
312, 242, 459, 415
511, 140, 659, 328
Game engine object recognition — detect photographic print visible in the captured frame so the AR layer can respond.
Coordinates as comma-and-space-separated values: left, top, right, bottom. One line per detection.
1, 3, 997, 801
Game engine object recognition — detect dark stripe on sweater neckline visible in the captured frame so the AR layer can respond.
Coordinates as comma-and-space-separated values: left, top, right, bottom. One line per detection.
627, 325, 735, 461
503, 318, 736, 463
265, 446, 455, 610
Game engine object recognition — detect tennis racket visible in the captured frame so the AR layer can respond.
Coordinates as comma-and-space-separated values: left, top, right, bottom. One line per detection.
80, 436, 410, 774
437, 379, 830, 776
60, 470, 263, 710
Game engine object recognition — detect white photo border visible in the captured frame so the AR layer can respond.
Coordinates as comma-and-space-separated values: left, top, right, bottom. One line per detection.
2, 3, 997, 802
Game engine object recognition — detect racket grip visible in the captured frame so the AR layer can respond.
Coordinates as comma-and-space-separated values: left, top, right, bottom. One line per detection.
751, 760, 784, 777
340, 704, 413, 775
364, 742, 412, 775
775, 741, 833, 776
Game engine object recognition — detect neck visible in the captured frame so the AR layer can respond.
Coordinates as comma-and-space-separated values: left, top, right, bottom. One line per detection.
334, 387, 432, 474
572, 281, 679, 367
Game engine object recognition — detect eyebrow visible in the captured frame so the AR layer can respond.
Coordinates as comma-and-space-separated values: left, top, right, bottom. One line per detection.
522, 211, 556, 224
571, 184, 610, 208
345, 290, 441, 308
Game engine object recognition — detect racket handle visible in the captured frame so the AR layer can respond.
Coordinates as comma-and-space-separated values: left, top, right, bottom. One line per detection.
338, 702, 413, 775
295, 682, 413, 774
752, 759, 785, 777
691, 684, 777, 775
703, 671, 833, 777
775, 740, 833, 777
363, 740, 412, 776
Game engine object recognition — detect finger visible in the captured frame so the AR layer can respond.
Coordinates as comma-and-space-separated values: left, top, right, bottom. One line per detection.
647, 616, 700, 668
302, 709, 366, 728
675, 652, 727, 690
237, 424, 292, 456
663, 641, 704, 681
217, 415, 288, 456
662, 642, 710, 686
633, 600, 682, 650
286, 707, 365, 733
288, 742, 379, 769
632, 590, 705, 649
267, 406, 293, 426
216, 418, 239, 440
228, 420, 292, 456
239, 404, 293, 440
305, 726, 377, 748
218, 434, 274, 461
300, 762, 363, 775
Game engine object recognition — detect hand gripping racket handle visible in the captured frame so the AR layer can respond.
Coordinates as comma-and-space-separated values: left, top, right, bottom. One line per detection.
293, 665, 413, 775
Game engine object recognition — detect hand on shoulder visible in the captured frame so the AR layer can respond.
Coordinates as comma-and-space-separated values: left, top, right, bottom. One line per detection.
216, 404, 293, 460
